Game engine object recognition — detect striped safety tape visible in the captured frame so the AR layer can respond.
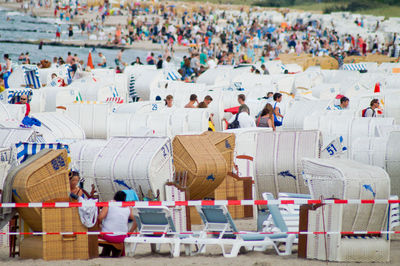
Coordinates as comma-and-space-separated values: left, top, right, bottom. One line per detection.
0, 231, 399, 236
3, 199, 400, 208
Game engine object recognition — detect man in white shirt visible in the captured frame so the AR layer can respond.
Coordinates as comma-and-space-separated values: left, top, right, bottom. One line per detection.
227, 105, 256, 128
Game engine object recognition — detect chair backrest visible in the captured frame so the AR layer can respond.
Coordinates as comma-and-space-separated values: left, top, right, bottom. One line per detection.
196, 205, 238, 233
23, 65, 41, 89
135, 206, 176, 233
263, 192, 289, 233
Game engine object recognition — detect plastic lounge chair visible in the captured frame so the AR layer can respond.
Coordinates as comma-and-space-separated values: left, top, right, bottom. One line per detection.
260, 192, 311, 244
181, 205, 295, 258
124, 206, 184, 258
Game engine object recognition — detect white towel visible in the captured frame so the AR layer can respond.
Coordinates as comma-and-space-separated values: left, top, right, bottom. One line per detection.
78, 197, 98, 228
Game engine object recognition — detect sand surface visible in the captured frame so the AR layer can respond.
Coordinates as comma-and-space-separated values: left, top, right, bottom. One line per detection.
0, 218, 398, 265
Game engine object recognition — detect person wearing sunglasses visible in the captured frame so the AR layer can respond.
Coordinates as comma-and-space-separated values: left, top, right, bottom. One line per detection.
16, 95, 30, 117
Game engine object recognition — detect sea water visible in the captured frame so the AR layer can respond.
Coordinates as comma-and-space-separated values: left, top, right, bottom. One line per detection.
0, 7, 185, 67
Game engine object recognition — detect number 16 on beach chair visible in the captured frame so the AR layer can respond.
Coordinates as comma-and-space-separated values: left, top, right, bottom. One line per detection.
181, 205, 295, 258
124, 206, 187, 258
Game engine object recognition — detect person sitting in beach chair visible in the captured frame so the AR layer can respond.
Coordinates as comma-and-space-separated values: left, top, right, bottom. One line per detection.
98, 191, 137, 257
69, 171, 96, 200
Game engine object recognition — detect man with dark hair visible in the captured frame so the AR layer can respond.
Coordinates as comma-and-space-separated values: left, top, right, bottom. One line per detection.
335, 96, 349, 110
184, 94, 198, 108
273, 92, 284, 126
70, 57, 78, 79
363, 99, 379, 117
261, 64, 269, 75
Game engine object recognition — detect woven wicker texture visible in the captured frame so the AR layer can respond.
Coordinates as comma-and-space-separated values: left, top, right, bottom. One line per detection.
172, 135, 228, 200
12, 150, 69, 231
214, 176, 245, 219
42, 208, 89, 260
201, 131, 236, 171
200, 132, 246, 218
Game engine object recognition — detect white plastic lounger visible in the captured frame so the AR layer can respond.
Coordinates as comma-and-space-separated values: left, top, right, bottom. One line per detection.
260, 192, 311, 244
181, 205, 295, 258
124, 206, 186, 258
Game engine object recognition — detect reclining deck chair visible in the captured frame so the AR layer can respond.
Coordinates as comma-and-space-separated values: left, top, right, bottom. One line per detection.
181, 205, 295, 258
260, 192, 311, 244
124, 206, 185, 258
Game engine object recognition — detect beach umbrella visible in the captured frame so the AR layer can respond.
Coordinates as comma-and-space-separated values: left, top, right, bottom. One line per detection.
87, 52, 94, 69
224, 106, 240, 114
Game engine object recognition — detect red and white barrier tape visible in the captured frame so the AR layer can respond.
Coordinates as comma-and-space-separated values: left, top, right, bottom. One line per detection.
2, 199, 399, 208
1, 231, 399, 236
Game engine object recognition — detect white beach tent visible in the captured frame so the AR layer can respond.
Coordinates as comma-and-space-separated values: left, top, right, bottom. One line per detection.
311, 83, 342, 100
40, 87, 82, 112
283, 100, 330, 129
31, 112, 86, 141
0, 102, 26, 121
69, 139, 108, 192
112, 101, 165, 114
225, 127, 273, 181
0, 128, 37, 148
92, 137, 174, 201
124, 66, 164, 101
294, 71, 324, 89
304, 115, 394, 154
302, 158, 391, 262
62, 103, 112, 139
196, 66, 233, 86
254, 130, 322, 198
351, 131, 400, 196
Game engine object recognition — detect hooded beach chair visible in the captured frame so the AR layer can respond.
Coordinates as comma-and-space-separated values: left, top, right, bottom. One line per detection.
22, 65, 41, 89
182, 205, 295, 258
124, 206, 184, 258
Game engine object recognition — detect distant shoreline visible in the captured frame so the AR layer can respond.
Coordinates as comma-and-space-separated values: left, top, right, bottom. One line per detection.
0, 2, 190, 52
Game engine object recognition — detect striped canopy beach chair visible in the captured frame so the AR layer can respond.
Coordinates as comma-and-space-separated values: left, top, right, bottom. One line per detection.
15, 142, 69, 164
22, 65, 41, 89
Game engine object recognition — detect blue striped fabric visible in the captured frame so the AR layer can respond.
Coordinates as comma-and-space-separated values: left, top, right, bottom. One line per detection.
166, 70, 182, 81
22, 65, 41, 89
128, 74, 139, 102
15, 142, 69, 163
343, 64, 367, 71
64, 64, 73, 84
110, 86, 119, 97
6, 89, 32, 104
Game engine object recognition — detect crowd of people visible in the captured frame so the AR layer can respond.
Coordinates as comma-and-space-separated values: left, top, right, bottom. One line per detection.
34, 0, 399, 68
